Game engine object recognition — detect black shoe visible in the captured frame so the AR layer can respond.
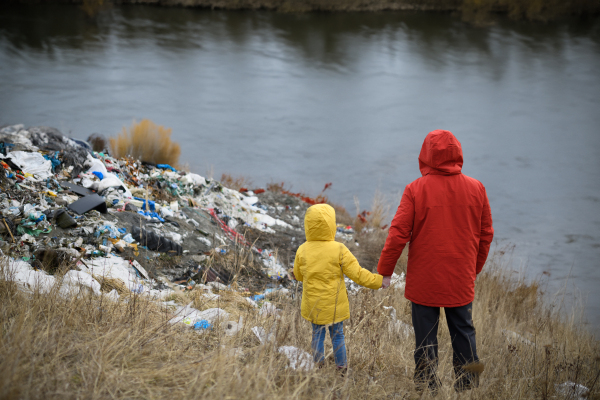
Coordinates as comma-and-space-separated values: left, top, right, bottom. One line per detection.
454, 362, 483, 392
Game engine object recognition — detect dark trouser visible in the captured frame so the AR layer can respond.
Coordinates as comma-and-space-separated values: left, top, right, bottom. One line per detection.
411, 302, 480, 392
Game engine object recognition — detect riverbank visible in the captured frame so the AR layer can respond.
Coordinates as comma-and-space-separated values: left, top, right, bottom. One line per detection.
6, 0, 600, 20
0, 124, 598, 399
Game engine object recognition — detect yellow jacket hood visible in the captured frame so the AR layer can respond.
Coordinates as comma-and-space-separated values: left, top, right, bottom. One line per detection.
304, 204, 336, 241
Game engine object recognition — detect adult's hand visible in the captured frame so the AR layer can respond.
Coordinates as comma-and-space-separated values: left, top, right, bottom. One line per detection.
381, 276, 391, 289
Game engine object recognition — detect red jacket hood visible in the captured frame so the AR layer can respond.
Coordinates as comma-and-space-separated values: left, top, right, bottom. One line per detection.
418, 130, 463, 176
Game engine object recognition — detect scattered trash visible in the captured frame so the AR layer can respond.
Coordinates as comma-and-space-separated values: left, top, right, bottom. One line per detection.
555, 381, 589, 400
259, 301, 280, 317
193, 320, 213, 330
169, 303, 229, 328
389, 272, 406, 290
383, 306, 414, 337
252, 326, 276, 345
61, 270, 102, 296
0, 123, 389, 369
207, 281, 227, 291
131, 260, 149, 279
3, 151, 53, 180
501, 329, 534, 346
68, 194, 108, 215
52, 209, 77, 229
106, 289, 120, 301
224, 317, 244, 336
278, 346, 314, 371
1, 257, 56, 293
131, 225, 183, 255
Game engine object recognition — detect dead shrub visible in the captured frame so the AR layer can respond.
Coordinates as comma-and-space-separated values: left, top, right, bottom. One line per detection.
220, 173, 254, 192
87, 133, 107, 152
266, 181, 286, 193
109, 119, 181, 167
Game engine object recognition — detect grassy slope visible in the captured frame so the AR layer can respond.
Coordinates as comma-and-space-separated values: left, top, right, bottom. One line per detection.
1, 242, 598, 399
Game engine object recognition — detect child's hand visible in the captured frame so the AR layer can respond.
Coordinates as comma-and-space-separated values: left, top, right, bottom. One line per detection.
381, 276, 391, 289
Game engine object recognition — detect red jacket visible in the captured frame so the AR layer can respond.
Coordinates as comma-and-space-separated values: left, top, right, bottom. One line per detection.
377, 130, 494, 307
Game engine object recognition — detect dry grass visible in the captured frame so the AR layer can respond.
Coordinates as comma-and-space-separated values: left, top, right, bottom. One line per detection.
220, 173, 254, 192
109, 119, 181, 167
87, 134, 108, 153
267, 181, 286, 193
1, 245, 599, 399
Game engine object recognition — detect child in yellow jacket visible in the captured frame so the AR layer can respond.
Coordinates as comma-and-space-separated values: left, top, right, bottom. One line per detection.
293, 204, 383, 370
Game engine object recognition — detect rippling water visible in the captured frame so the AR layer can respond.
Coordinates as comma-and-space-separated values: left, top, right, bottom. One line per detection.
1, 5, 599, 331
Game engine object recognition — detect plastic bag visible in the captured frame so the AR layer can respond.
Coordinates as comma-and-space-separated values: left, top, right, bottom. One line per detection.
5, 151, 53, 180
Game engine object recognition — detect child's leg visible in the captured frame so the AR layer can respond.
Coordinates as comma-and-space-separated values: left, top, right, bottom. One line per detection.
328, 322, 347, 368
311, 323, 327, 364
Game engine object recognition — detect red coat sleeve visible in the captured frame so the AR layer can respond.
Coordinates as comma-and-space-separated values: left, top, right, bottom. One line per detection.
476, 188, 494, 274
377, 186, 415, 277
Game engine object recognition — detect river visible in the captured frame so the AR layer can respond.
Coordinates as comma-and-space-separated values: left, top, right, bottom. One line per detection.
1, 5, 599, 332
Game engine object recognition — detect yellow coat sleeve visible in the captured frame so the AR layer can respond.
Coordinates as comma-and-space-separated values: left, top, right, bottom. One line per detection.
341, 244, 382, 289
293, 245, 304, 282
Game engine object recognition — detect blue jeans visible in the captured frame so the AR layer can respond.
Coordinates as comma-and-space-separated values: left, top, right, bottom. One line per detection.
311, 322, 347, 367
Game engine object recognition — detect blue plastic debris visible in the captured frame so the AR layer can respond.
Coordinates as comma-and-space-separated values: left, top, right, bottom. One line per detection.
122, 233, 134, 243
193, 320, 212, 330
0, 142, 15, 156
157, 164, 177, 172
131, 284, 144, 294
95, 225, 121, 239
133, 197, 156, 211
137, 210, 165, 222
92, 171, 104, 180
43, 151, 61, 172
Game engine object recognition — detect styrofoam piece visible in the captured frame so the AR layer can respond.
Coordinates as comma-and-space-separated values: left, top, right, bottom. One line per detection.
1, 257, 56, 293
251, 326, 275, 345
278, 346, 314, 371
501, 329, 533, 346
60, 270, 102, 296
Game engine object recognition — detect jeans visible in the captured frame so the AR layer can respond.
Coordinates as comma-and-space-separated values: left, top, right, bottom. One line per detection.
412, 302, 479, 392
311, 322, 347, 367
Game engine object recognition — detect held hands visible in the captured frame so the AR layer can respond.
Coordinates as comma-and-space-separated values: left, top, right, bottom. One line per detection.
381, 275, 391, 289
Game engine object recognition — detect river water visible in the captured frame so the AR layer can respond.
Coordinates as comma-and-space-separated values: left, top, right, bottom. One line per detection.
1, 5, 599, 331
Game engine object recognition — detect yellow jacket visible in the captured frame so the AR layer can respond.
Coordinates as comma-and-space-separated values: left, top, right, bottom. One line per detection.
293, 204, 383, 325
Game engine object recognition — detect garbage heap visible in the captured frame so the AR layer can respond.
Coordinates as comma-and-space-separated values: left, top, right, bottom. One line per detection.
0, 124, 407, 370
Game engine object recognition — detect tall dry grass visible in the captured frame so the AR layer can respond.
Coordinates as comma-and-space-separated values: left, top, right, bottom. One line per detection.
110, 119, 181, 167
1, 244, 598, 399
220, 173, 254, 192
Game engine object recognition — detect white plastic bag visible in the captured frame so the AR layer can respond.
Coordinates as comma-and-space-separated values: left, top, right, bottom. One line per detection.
278, 346, 314, 371
85, 155, 108, 176
6, 151, 53, 180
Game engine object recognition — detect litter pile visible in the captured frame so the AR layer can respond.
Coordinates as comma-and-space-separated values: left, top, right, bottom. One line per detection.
0, 123, 405, 371
0, 124, 314, 292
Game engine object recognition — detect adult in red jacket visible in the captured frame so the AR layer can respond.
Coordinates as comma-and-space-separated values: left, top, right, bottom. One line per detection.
378, 129, 494, 394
